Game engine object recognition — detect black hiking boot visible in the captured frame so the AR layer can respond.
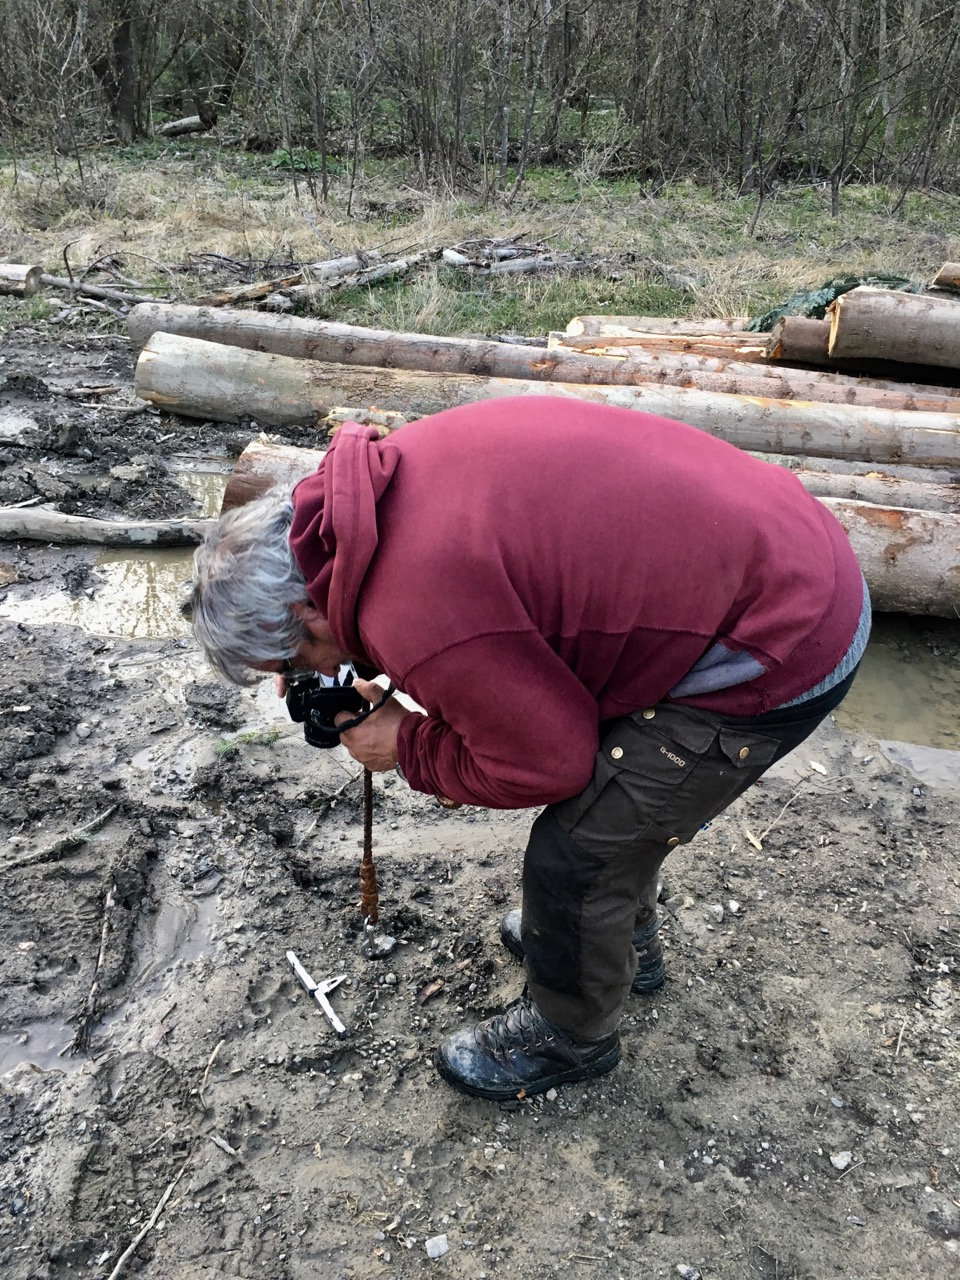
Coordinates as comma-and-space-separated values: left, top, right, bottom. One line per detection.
434, 992, 621, 1101
499, 908, 666, 993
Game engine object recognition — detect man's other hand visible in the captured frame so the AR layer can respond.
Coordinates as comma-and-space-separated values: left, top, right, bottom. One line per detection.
335, 677, 408, 771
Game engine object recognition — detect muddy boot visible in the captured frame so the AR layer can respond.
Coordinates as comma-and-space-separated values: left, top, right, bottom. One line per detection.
499, 908, 666, 993
434, 991, 621, 1101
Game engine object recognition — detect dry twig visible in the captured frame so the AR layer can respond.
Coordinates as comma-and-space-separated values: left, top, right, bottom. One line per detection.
2, 805, 119, 873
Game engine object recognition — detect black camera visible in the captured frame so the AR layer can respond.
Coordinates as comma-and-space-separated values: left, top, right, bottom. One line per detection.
285, 672, 365, 749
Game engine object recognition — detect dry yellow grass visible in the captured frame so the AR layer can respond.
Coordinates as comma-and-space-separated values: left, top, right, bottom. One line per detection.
1, 148, 958, 333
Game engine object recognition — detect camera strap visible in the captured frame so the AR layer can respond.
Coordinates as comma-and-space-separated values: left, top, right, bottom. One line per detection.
335, 683, 396, 735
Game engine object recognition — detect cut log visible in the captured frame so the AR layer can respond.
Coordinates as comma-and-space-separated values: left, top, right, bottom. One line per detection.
220, 440, 960, 618
309, 252, 383, 282
0, 265, 42, 297
932, 262, 960, 289
547, 334, 960, 412
0, 506, 212, 546
134, 331, 960, 468
128, 304, 773, 389
828, 286, 960, 369
821, 500, 960, 616
566, 316, 750, 337
157, 114, 215, 138
553, 330, 771, 361
773, 466, 960, 514
766, 316, 831, 363
220, 440, 324, 512
131, 304, 960, 411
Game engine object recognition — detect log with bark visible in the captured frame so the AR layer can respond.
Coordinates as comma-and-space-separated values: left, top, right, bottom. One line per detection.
0, 265, 42, 296
194, 274, 304, 307
827, 286, 960, 369
134, 331, 960, 468
129, 304, 772, 389
157, 114, 216, 138
219, 440, 960, 619
129, 304, 960, 412
547, 333, 960, 412
0, 506, 212, 546
932, 262, 960, 290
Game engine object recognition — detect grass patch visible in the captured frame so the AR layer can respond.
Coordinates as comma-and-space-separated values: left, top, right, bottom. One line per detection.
0, 149, 958, 338
214, 728, 283, 759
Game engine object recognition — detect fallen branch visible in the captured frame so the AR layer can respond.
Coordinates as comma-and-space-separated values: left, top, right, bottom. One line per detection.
0, 505, 212, 546
2, 805, 119, 873
105, 1149, 194, 1280
67, 883, 116, 1055
40, 273, 167, 307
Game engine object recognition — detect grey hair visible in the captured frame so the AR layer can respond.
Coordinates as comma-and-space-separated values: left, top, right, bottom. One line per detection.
186, 486, 311, 685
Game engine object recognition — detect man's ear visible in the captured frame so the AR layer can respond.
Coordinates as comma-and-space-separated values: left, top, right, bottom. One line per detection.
291, 601, 331, 639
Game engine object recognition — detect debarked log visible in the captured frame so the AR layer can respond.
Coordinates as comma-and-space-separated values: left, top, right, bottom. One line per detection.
0, 506, 212, 546
129, 302, 738, 389
566, 315, 750, 336
220, 440, 960, 618
547, 333, 960, 412
0, 264, 43, 296
828, 286, 960, 369
820, 500, 960, 616
134, 332, 960, 468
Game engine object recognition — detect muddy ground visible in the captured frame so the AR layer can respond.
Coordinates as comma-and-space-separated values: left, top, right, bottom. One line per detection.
0, 329, 958, 1280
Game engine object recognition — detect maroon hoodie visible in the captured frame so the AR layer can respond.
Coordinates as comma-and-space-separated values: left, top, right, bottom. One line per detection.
289, 398, 863, 809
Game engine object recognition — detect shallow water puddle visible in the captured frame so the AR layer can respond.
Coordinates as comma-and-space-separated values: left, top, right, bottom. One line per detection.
834, 614, 960, 785
3, 547, 959, 786
0, 548, 194, 637
0, 1020, 86, 1077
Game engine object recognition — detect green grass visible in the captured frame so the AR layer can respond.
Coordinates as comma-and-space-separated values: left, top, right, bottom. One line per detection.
0, 148, 957, 343
214, 728, 283, 759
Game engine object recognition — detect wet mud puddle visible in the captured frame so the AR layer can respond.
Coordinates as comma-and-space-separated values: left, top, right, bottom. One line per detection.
4, 548, 959, 786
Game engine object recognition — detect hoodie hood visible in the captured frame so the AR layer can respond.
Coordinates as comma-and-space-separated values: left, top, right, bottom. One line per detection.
288, 422, 401, 655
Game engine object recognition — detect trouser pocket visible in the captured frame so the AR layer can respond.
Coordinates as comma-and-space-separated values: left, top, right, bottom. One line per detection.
553, 702, 781, 856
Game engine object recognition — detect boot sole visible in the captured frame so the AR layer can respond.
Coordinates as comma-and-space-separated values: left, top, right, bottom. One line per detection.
433, 1044, 622, 1102
499, 924, 665, 994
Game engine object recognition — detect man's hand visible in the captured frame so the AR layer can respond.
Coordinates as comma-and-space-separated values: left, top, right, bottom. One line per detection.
334, 678, 408, 772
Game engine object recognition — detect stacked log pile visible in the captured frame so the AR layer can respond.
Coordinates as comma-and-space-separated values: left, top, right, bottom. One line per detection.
127, 272, 960, 617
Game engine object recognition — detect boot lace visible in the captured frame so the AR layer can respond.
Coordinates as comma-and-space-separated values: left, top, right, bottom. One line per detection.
476, 997, 559, 1059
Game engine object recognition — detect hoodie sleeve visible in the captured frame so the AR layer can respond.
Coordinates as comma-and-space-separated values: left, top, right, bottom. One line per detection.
394, 630, 600, 809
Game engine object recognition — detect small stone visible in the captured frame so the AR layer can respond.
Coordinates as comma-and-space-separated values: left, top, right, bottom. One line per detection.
830, 1151, 853, 1170
545, 1088, 558, 1102
706, 904, 724, 923
727, 899, 741, 915
425, 1234, 449, 1259
676, 1267, 702, 1280
384, 972, 398, 985
75, 722, 92, 739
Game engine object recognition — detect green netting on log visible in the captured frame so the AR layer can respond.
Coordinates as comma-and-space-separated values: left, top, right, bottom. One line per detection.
746, 275, 924, 333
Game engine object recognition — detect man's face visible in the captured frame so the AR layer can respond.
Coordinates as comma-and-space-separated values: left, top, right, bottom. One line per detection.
254, 605, 350, 679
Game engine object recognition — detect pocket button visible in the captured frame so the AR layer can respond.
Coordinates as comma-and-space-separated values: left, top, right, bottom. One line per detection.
642, 709, 656, 719
739, 747, 750, 759
667, 836, 680, 848
610, 746, 624, 759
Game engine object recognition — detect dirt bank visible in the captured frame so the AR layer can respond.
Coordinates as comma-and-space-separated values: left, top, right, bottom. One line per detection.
1, 331, 958, 1280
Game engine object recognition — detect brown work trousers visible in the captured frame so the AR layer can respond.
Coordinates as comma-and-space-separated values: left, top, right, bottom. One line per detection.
520, 673, 857, 1040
